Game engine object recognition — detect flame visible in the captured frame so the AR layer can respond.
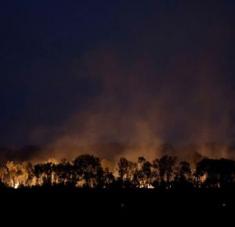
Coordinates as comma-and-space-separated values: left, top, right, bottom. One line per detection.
14, 182, 20, 189
0, 154, 225, 189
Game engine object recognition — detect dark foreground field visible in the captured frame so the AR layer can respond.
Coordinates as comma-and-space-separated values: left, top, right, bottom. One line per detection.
1, 187, 234, 221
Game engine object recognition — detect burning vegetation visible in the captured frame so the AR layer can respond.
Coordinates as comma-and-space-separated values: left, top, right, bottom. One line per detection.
1, 153, 235, 190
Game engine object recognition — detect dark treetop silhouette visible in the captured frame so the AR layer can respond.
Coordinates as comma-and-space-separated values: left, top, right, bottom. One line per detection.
1, 153, 235, 191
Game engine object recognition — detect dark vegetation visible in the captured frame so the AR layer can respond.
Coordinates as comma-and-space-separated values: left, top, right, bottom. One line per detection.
1, 143, 235, 216
1, 153, 235, 218
1, 153, 235, 191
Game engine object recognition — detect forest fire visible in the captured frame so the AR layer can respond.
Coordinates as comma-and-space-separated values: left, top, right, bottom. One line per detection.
1, 153, 235, 190
0, 0, 234, 218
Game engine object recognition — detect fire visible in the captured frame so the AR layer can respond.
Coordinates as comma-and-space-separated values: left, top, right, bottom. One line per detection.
14, 182, 20, 189
139, 183, 154, 189
0, 154, 232, 190
200, 173, 208, 183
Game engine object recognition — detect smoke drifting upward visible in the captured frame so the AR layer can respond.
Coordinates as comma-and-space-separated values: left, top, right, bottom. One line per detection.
39, 43, 232, 161
26, 1, 234, 162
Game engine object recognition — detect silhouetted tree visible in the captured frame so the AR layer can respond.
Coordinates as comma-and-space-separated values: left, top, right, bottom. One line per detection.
151, 158, 160, 187
53, 161, 75, 186
118, 157, 136, 188
134, 157, 152, 188
177, 161, 192, 181
33, 162, 54, 186
196, 158, 235, 188
2, 149, 235, 191
158, 155, 177, 186
73, 155, 104, 188
173, 161, 194, 190
102, 168, 115, 188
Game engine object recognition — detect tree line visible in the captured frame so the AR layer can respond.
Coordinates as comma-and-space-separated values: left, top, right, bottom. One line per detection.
1, 154, 235, 190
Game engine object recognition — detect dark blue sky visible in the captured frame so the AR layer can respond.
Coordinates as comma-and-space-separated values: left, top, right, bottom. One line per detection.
0, 0, 234, 147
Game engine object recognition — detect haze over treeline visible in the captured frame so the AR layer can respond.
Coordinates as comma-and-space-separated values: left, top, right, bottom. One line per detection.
0, 142, 235, 164
0, 0, 234, 161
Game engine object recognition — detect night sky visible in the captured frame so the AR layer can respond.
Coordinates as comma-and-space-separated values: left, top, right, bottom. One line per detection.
0, 0, 235, 154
